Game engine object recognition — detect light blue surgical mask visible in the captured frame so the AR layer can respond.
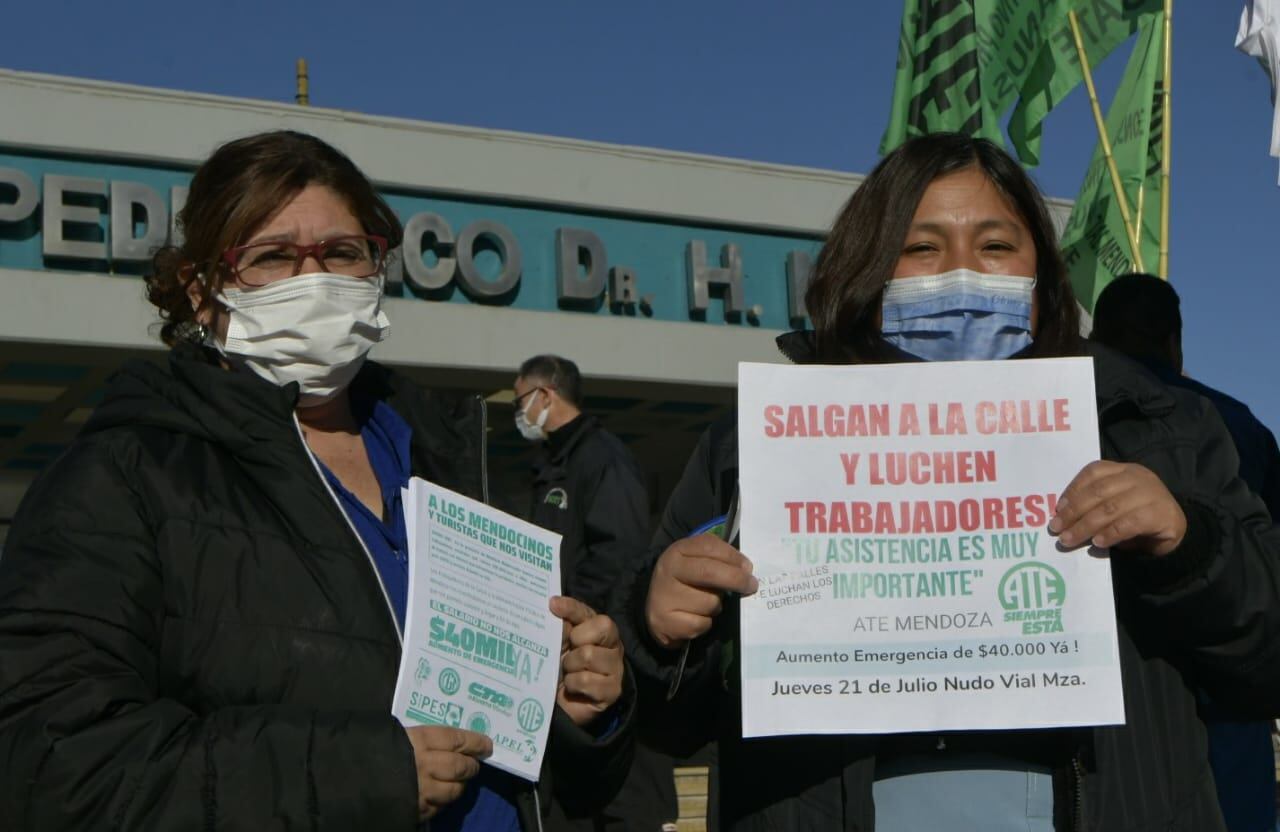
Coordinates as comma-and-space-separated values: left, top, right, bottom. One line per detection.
880, 269, 1035, 362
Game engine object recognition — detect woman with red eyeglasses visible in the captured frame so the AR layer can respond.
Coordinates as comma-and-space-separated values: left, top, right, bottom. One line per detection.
0, 131, 632, 831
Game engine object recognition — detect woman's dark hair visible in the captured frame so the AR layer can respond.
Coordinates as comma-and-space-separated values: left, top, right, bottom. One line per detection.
805, 133, 1081, 362
146, 130, 403, 345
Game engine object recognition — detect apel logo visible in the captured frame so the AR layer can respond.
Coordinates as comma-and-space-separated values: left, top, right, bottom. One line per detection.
998, 562, 1067, 635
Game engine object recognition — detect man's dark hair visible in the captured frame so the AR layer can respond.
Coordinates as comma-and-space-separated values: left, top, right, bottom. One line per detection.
518, 355, 583, 407
805, 132, 1081, 363
1090, 273, 1182, 368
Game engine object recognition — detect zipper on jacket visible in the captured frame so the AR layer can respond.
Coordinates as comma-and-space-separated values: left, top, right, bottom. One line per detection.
1070, 753, 1085, 832
293, 414, 403, 645
476, 394, 490, 505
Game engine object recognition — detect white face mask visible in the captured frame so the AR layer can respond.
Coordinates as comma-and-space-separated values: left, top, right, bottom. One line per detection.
210, 272, 391, 407
515, 390, 550, 441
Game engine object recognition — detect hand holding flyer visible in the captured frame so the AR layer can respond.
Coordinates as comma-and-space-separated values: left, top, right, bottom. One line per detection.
737, 358, 1125, 738
393, 480, 562, 781
550, 595, 625, 725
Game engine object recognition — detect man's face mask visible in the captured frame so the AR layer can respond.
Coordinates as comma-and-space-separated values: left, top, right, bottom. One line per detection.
880, 268, 1035, 362
515, 388, 549, 441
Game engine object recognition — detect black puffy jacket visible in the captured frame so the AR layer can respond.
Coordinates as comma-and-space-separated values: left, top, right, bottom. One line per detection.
0, 345, 632, 831
614, 337, 1280, 832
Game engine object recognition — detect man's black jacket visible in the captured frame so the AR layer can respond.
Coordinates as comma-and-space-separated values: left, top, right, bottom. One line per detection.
531, 415, 649, 613
0, 346, 633, 830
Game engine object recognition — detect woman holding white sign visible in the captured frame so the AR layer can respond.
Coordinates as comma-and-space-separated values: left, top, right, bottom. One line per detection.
0, 131, 631, 831
618, 133, 1280, 831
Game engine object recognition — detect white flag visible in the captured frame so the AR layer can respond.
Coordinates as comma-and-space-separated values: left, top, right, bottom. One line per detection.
1237, 0, 1280, 181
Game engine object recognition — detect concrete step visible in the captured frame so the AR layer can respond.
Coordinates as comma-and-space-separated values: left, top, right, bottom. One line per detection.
674, 765, 710, 832
679, 793, 708, 819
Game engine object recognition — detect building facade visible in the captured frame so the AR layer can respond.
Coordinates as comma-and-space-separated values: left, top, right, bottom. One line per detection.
0, 69, 1070, 541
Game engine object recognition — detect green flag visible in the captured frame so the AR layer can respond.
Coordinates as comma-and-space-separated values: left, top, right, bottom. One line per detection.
881, 0, 1069, 154
1059, 11, 1164, 314
1007, 0, 1161, 165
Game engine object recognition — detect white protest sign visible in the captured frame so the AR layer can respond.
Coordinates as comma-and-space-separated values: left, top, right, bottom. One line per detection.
737, 358, 1125, 737
393, 480, 562, 781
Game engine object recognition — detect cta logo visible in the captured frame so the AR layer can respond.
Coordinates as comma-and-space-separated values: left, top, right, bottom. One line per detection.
998, 562, 1066, 635
468, 681, 515, 714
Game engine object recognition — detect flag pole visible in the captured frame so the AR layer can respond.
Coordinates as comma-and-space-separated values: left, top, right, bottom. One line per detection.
1158, 0, 1172, 277
1135, 180, 1146, 257
295, 58, 310, 106
1068, 10, 1145, 272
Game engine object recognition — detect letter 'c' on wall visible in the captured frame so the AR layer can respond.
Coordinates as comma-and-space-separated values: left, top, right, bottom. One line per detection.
402, 211, 456, 291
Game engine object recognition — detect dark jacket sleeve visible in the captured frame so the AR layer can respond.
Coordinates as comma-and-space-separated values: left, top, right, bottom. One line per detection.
1257, 423, 1280, 523
540, 666, 637, 816
569, 444, 650, 613
1110, 394, 1280, 716
0, 437, 419, 831
609, 426, 727, 753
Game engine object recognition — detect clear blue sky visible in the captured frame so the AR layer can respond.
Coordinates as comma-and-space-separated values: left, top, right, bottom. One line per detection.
6, 1, 1279, 432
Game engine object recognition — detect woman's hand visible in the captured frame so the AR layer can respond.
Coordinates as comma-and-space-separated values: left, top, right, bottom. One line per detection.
550, 596, 624, 727
1050, 461, 1187, 556
405, 725, 492, 821
645, 534, 758, 650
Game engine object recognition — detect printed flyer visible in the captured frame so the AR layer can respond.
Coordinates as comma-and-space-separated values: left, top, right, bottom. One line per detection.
392, 479, 562, 781
737, 358, 1125, 737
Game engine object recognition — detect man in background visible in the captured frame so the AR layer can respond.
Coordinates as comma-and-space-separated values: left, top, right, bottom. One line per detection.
513, 354, 678, 832
1091, 272, 1280, 832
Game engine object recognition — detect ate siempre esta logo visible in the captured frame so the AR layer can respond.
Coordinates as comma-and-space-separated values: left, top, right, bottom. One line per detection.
998, 562, 1067, 635
516, 698, 546, 733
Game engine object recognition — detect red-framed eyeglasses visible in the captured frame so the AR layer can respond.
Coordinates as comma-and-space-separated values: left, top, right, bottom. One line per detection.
219, 234, 388, 286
